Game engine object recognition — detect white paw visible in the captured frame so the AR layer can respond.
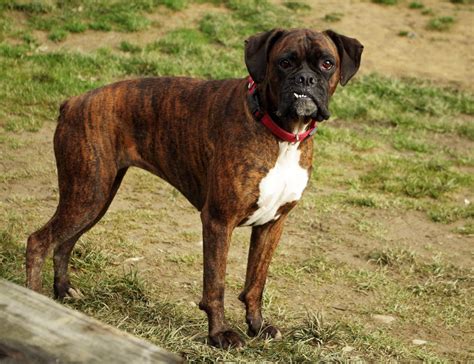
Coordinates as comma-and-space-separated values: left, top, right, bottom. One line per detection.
66, 287, 84, 300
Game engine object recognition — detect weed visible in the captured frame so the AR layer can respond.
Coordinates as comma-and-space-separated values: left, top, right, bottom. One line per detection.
283, 1, 311, 11
361, 157, 471, 199
372, 0, 397, 5
427, 16, 455, 31
64, 21, 87, 33
323, 12, 344, 23
157, 0, 189, 11
154, 28, 208, 56
453, 222, 473, 235
427, 204, 473, 223
292, 312, 340, 346
409, 2, 424, 9
345, 196, 377, 208
8, 1, 52, 14
119, 41, 142, 54
421, 8, 434, 16
456, 123, 474, 141
349, 269, 388, 292
392, 133, 431, 153
48, 28, 68, 42
367, 248, 416, 268
88, 21, 112, 32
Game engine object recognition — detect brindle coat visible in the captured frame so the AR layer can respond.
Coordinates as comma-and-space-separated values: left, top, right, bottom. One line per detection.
26, 28, 363, 349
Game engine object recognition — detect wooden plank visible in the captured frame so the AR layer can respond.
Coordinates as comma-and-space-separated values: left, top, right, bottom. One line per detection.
0, 279, 182, 364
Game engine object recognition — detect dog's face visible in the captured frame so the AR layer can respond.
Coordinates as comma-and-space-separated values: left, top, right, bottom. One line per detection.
245, 29, 363, 123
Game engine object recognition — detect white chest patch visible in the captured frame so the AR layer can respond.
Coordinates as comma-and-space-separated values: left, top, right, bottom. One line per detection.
243, 142, 309, 226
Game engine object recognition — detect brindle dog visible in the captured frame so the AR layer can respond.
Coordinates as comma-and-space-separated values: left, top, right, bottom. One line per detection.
26, 28, 363, 349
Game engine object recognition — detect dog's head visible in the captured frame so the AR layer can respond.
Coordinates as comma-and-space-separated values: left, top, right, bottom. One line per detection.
245, 28, 363, 124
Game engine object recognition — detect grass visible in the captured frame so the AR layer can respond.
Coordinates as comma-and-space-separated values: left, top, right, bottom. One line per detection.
0, 0, 473, 362
409, 1, 424, 9
323, 12, 344, 23
427, 16, 455, 31
283, 1, 311, 11
372, 0, 398, 5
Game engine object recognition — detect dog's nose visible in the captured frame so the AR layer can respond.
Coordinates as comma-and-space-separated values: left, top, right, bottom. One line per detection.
295, 72, 316, 87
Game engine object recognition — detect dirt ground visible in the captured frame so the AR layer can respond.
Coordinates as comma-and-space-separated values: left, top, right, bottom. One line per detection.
1, 0, 473, 360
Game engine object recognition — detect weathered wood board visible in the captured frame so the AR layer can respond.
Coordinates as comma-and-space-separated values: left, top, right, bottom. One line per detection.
0, 279, 182, 364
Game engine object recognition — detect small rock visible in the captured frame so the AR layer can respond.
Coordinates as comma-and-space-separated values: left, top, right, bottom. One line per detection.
372, 314, 396, 324
464, 198, 471, 206
342, 345, 354, 352
412, 339, 428, 346
189, 301, 198, 307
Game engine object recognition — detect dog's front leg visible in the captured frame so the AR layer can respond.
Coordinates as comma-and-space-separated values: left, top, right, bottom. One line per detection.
199, 211, 244, 349
239, 216, 287, 340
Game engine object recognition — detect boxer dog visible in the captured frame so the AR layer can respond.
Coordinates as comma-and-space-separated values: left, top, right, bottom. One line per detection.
26, 28, 363, 348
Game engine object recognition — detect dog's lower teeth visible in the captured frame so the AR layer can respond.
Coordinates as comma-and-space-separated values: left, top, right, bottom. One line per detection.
293, 93, 309, 99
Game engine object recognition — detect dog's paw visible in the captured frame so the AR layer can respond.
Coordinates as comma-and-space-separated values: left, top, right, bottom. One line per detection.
209, 330, 245, 349
55, 283, 84, 300
66, 287, 85, 300
249, 323, 282, 340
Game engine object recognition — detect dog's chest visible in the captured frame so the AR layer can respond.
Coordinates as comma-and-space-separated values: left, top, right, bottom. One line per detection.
243, 142, 309, 226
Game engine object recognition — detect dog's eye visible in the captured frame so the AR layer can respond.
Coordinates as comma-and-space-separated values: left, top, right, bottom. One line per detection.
279, 59, 291, 69
321, 60, 334, 71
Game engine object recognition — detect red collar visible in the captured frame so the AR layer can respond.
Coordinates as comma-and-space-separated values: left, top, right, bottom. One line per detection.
247, 76, 317, 143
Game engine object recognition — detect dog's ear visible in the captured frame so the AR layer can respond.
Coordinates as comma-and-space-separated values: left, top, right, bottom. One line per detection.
245, 28, 285, 83
324, 30, 364, 86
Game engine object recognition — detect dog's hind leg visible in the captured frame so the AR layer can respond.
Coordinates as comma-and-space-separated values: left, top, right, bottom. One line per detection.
26, 168, 127, 298
239, 216, 287, 340
26, 122, 128, 298
51, 168, 128, 299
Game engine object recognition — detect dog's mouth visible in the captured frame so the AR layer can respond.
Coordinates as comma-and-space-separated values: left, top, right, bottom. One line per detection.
293, 92, 317, 117
291, 92, 330, 121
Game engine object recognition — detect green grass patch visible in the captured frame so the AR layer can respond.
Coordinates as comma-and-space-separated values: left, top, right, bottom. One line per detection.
427, 16, 455, 31
48, 28, 68, 42
361, 157, 471, 199
6, 0, 155, 34
427, 203, 473, 223
421, 8, 434, 16
372, 0, 397, 5
408, 1, 424, 9
368, 248, 416, 268
292, 312, 340, 346
118, 41, 142, 53
392, 133, 431, 153
283, 1, 311, 11
323, 12, 344, 23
